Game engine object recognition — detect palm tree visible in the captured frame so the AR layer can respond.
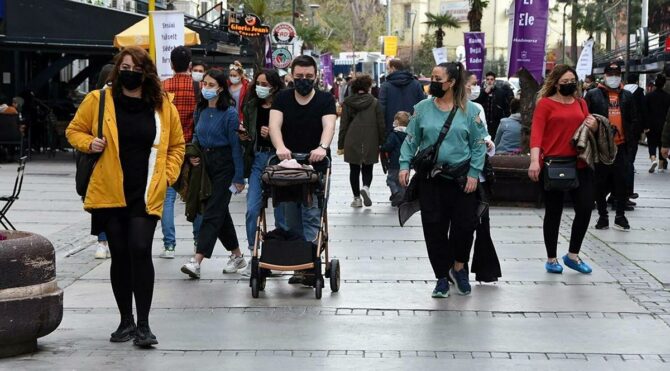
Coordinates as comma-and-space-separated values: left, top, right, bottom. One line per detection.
467, 0, 489, 32
423, 12, 460, 48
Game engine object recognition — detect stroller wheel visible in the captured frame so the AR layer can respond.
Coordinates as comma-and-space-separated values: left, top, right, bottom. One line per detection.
258, 267, 267, 291
329, 259, 340, 293
315, 278, 323, 299
251, 277, 260, 298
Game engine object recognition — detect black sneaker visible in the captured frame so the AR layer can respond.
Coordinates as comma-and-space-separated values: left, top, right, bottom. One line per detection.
613, 216, 630, 231
629, 193, 639, 199
448, 266, 471, 296
627, 200, 636, 206
110, 315, 136, 343
133, 322, 158, 348
594, 217, 609, 230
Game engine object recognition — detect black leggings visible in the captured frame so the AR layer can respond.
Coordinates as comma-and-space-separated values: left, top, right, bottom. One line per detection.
349, 164, 373, 197
542, 168, 594, 258
105, 215, 158, 324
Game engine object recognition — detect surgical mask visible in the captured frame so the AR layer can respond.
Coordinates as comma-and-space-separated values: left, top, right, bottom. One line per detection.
429, 81, 447, 98
468, 85, 481, 101
558, 83, 578, 97
294, 78, 315, 96
230, 76, 241, 85
201, 88, 219, 101
605, 76, 621, 89
255, 85, 272, 99
118, 70, 143, 90
192, 72, 204, 82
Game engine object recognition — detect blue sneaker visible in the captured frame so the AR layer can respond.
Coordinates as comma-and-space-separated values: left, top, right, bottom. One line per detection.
545, 260, 563, 274
562, 255, 592, 274
448, 266, 471, 296
431, 278, 450, 298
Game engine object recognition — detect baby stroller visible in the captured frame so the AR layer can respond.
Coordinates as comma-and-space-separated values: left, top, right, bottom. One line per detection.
249, 153, 340, 299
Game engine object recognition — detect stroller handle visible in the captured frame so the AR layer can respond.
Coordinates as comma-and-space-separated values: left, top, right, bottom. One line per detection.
267, 152, 331, 168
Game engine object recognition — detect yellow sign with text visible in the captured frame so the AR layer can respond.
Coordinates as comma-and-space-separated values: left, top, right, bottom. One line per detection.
383, 36, 398, 57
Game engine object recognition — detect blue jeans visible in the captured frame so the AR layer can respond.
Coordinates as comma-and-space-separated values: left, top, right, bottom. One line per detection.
386, 169, 403, 198
246, 151, 283, 251
277, 186, 323, 242
162, 186, 205, 249
98, 232, 107, 242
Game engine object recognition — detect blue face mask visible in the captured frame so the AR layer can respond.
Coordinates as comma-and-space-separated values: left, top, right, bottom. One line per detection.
201, 88, 219, 101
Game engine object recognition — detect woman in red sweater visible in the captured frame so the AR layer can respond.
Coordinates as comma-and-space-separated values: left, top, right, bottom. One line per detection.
528, 65, 598, 275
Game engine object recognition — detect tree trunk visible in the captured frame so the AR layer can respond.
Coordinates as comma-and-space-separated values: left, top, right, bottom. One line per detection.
436, 29, 444, 48
518, 68, 540, 152
570, 2, 578, 64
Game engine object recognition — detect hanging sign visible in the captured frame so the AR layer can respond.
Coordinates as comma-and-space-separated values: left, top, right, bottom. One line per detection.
151, 11, 184, 80
508, 0, 549, 83
575, 39, 594, 81
272, 48, 293, 69
271, 22, 297, 44
228, 13, 270, 37
464, 32, 485, 81
432, 47, 448, 64
383, 36, 398, 57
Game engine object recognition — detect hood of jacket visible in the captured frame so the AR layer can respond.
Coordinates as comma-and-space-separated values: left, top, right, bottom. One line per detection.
623, 84, 639, 94
508, 113, 522, 122
386, 71, 417, 87
344, 93, 376, 111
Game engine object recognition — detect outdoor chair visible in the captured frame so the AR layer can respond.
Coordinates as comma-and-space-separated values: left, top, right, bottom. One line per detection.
0, 114, 24, 162
0, 156, 27, 230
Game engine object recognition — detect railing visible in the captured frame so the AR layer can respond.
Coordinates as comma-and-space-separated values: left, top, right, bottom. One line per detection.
593, 29, 669, 66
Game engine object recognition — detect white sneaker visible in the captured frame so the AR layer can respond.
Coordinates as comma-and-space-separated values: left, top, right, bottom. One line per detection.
241, 259, 253, 277
181, 260, 200, 279
222, 254, 246, 273
159, 246, 175, 259
649, 160, 658, 173
360, 186, 372, 206
350, 197, 363, 208
94, 242, 109, 259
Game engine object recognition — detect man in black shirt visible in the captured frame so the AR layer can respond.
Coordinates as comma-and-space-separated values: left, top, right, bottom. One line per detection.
475, 71, 514, 138
269, 55, 336, 253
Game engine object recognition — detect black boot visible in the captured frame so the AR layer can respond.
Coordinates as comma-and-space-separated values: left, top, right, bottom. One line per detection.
133, 321, 158, 348
110, 315, 136, 342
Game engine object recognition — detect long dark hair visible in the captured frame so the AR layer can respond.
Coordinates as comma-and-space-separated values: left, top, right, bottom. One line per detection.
197, 69, 236, 112
538, 64, 581, 99
246, 69, 285, 102
436, 62, 467, 110
108, 46, 164, 110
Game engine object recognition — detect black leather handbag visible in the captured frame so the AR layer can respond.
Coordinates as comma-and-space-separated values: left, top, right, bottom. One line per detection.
75, 89, 105, 198
543, 156, 579, 191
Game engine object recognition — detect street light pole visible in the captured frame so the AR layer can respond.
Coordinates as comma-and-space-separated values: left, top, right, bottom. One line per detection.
292, 0, 296, 26
562, 1, 568, 64
410, 11, 416, 71
625, 0, 631, 79
386, 0, 392, 36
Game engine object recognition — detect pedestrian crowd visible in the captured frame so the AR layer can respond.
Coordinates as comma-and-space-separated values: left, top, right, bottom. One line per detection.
66, 45, 670, 347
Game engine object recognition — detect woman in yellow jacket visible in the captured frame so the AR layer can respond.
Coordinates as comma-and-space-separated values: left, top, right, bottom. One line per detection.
66, 46, 185, 348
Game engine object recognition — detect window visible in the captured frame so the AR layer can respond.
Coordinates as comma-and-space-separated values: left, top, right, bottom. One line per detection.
404, 5, 412, 29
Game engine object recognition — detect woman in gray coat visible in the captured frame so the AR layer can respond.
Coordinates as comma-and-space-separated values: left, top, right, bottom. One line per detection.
337, 74, 385, 207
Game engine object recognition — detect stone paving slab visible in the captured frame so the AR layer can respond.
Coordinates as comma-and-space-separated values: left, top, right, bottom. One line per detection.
609, 244, 670, 262
62, 280, 645, 313
634, 261, 670, 285
3, 353, 668, 371
592, 230, 670, 245
36, 311, 670, 355
78, 256, 614, 283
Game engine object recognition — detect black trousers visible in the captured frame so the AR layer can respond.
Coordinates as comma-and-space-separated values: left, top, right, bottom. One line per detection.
349, 163, 373, 197
197, 148, 240, 258
595, 144, 628, 218
627, 143, 637, 196
105, 215, 158, 324
542, 167, 594, 258
472, 182, 501, 282
419, 176, 478, 279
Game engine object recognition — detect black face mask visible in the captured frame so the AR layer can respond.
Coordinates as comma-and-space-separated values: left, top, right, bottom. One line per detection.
118, 70, 144, 90
294, 78, 315, 96
429, 81, 447, 98
558, 82, 577, 97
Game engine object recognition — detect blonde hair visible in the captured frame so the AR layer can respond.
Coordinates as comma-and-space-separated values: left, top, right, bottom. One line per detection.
394, 111, 410, 127
229, 60, 245, 78
537, 64, 582, 100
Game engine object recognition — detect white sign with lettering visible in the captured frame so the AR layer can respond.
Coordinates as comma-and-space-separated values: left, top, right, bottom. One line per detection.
152, 11, 185, 80
432, 47, 448, 65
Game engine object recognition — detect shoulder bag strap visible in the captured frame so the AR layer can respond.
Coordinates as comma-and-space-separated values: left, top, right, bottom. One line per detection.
431, 106, 458, 160
97, 88, 105, 139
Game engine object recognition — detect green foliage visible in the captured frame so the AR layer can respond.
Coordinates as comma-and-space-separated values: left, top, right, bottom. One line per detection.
424, 12, 461, 48
413, 33, 438, 76
467, 0, 489, 32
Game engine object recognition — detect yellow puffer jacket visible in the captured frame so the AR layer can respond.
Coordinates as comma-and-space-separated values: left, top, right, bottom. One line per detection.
66, 89, 185, 218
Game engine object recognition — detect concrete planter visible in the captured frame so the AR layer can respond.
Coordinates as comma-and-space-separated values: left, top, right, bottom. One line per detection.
0, 231, 63, 358
489, 154, 542, 207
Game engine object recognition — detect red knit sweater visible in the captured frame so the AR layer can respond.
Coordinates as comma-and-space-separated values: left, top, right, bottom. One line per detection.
530, 97, 589, 164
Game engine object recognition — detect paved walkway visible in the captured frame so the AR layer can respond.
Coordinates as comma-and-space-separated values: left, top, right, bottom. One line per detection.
1, 147, 670, 370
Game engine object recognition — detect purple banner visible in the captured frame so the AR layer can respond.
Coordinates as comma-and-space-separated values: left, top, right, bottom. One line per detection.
508, 0, 549, 83
320, 53, 334, 89
464, 32, 485, 82
264, 35, 273, 69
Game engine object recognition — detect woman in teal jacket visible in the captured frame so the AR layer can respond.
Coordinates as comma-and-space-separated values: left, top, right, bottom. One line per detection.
399, 62, 486, 299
